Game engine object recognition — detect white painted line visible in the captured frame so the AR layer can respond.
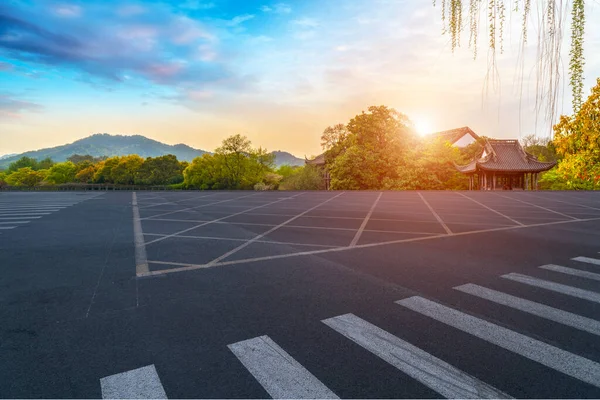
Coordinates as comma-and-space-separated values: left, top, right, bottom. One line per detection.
524, 193, 600, 211
132, 193, 149, 276
456, 193, 524, 226
0, 226, 16, 230
540, 264, 600, 282
228, 335, 338, 399
0, 212, 51, 216
396, 296, 600, 389
572, 256, 600, 266
138, 193, 219, 209
141, 192, 261, 220
143, 233, 338, 248
417, 193, 452, 234
141, 216, 600, 278
100, 364, 167, 399
204, 192, 346, 266
496, 194, 578, 220
502, 273, 600, 304
0, 216, 41, 220
349, 192, 382, 247
143, 194, 304, 247
0, 221, 29, 224
322, 313, 510, 399
455, 283, 600, 336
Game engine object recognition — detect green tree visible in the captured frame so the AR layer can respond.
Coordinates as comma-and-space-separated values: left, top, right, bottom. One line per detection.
8, 156, 38, 172
93, 157, 121, 183
549, 78, 600, 190
46, 161, 77, 184
37, 157, 54, 170
110, 155, 144, 185
5, 167, 48, 187
183, 154, 226, 189
327, 106, 416, 190
215, 134, 253, 189
0, 171, 7, 188
279, 165, 325, 190
75, 165, 97, 183
136, 155, 185, 185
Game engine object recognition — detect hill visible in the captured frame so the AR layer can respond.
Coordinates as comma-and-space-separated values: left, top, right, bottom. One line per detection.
0, 134, 305, 169
0, 134, 208, 169
272, 150, 304, 167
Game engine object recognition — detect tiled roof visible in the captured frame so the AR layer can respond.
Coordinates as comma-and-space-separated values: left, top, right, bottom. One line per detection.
456, 139, 556, 173
433, 126, 480, 145
305, 153, 326, 165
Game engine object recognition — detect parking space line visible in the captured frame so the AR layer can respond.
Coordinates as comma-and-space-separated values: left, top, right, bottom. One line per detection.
0, 216, 42, 220
502, 273, 600, 304
572, 256, 600, 266
132, 192, 149, 276
496, 194, 578, 220
522, 193, 600, 212
100, 364, 167, 399
228, 335, 339, 399
396, 296, 600, 389
417, 193, 452, 234
456, 193, 524, 226
144, 232, 339, 248
142, 216, 600, 277
143, 194, 305, 248
141, 192, 260, 220
204, 192, 346, 266
455, 283, 600, 336
138, 193, 219, 209
0, 226, 16, 230
323, 313, 510, 399
350, 193, 382, 246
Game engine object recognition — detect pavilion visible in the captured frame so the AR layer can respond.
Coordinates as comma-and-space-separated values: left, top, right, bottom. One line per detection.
455, 139, 556, 190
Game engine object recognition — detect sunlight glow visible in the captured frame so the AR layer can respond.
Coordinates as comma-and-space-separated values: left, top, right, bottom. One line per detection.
413, 117, 433, 136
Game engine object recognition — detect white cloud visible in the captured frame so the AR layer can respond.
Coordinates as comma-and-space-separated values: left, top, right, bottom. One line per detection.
53, 4, 82, 17
228, 14, 255, 26
261, 3, 291, 14
180, 1, 215, 10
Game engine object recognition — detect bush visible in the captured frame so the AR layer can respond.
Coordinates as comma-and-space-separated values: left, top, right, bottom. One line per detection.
279, 165, 325, 190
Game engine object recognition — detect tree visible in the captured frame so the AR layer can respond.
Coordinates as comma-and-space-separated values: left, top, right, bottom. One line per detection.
37, 157, 54, 170
215, 134, 253, 189
327, 106, 417, 190
183, 154, 227, 190
67, 154, 106, 164
110, 155, 144, 185
435, 0, 586, 120
136, 155, 185, 185
93, 157, 121, 183
8, 156, 38, 172
521, 134, 557, 162
279, 165, 325, 190
0, 171, 7, 188
46, 161, 77, 184
5, 167, 48, 187
548, 78, 600, 189
75, 165, 97, 183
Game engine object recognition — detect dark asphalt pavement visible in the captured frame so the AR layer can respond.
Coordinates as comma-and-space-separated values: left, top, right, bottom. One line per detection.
1, 190, 600, 398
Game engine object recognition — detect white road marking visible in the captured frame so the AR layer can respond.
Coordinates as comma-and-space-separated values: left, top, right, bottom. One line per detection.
100, 364, 167, 399
524, 192, 600, 211
143, 232, 338, 248
572, 256, 600, 266
322, 313, 510, 399
143, 194, 304, 247
396, 296, 600, 389
0, 226, 16, 230
417, 193, 452, 234
132, 193, 149, 276
0, 212, 51, 216
455, 283, 600, 336
0, 216, 42, 220
0, 221, 29, 224
455, 192, 524, 226
228, 335, 338, 399
141, 216, 600, 278
204, 192, 346, 266
540, 264, 600, 282
502, 273, 600, 304
350, 192, 382, 246
496, 194, 578, 220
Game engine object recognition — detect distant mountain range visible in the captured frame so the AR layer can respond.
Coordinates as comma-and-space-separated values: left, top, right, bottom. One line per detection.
0, 134, 304, 169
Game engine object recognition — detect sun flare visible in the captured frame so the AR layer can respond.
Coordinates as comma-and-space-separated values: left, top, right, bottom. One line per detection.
413, 118, 433, 137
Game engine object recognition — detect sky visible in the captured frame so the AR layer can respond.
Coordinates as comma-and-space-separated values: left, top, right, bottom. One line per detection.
1, 0, 599, 157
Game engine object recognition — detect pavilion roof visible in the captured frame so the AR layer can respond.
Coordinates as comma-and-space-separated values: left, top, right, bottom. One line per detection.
305, 153, 326, 166
456, 139, 556, 173
433, 126, 480, 145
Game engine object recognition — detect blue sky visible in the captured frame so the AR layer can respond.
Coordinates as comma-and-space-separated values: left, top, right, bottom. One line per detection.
1, 0, 599, 156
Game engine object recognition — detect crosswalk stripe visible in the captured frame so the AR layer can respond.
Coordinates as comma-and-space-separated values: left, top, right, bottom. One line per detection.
396, 296, 600, 389
455, 283, 600, 336
540, 264, 600, 282
322, 313, 510, 399
100, 364, 167, 399
573, 256, 600, 266
228, 335, 339, 399
502, 273, 600, 304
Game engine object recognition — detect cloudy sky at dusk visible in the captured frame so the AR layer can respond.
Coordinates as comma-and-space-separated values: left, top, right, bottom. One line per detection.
1, 0, 599, 157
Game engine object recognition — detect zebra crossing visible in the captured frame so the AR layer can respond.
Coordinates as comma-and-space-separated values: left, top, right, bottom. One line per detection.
0, 192, 104, 233
100, 254, 600, 399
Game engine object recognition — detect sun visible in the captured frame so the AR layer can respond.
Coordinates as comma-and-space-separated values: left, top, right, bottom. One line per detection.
413, 117, 433, 137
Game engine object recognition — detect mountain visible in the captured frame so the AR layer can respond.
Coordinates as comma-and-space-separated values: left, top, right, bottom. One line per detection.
0, 153, 17, 160
0, 134, 208, 169
272, 150, 304, 167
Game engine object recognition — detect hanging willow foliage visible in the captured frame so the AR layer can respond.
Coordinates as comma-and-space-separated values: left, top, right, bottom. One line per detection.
433, 0, 586, 120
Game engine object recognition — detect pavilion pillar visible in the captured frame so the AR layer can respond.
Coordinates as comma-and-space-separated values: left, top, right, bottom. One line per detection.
493, 173, 497, 190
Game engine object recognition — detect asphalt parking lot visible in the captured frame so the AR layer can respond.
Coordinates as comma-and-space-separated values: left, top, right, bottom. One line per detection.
1, 190, 600, 398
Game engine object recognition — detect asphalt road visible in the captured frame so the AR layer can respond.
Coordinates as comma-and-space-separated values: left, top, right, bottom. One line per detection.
1, 190, 600, 398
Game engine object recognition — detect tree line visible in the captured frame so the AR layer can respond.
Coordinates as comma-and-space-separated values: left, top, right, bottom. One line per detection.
0, 135, 323, 190
1, 79, 598, 191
